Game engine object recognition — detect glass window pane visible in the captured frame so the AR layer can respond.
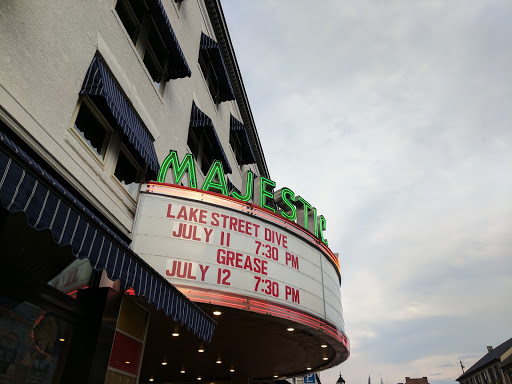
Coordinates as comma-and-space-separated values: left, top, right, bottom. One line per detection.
115, 0, 141, 44
73, 103, 110, 160
187, 130, 200, 159
148, 23, 167, 70
114, 148, 141, 200
143, 45, 163, 85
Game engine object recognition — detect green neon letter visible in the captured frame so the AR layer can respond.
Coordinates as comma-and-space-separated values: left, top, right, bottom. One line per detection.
311, 207, 318, 237
201, 161, 228, 196
255, 177, 276, 212
157, 150, 197, 188
318, 215, 328, 246
274, 187, 296, 221
296, 196, 312, 230
232, 170, 254, 202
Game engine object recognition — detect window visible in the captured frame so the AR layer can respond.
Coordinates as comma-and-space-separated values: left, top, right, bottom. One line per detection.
116, 0, 169, 91
72, 98, 111, 161
71, 97, 144, 201
494, 366, 501, 381
114, 145, 143, 200
483, 372, 488, 384
187, 129, 215, 176
199, 49, 221, 104
490, 367, 495, 382
198, 33, 235, 104
229, 131, 244, 166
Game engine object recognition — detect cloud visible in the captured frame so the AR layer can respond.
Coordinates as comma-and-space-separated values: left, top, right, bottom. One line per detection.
223, 0, 512, 383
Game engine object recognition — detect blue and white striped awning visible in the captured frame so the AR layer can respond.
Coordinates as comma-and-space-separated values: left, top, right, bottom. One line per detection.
146, 0, 191, 79
200, 33, 235, 102
0, 127, 215, 343
230, 115, 256, 165
190, 102, 232, 174
80, 56, 160, 177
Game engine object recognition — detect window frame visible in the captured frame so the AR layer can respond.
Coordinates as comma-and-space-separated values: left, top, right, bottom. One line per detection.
70, 97, 114, 168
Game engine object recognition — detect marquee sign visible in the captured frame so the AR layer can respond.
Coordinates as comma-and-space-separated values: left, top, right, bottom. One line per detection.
131, 183, 345, 334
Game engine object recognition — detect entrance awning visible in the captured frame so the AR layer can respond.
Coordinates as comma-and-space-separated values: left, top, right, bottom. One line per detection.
0, 127, 215, 343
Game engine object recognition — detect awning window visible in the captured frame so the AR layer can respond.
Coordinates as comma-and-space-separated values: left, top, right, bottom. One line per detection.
146, 0, 191, 79
189, 102, 232, 174
80, 56, 160, 177
230, 115, 256, 165
0, 127, 215, 343
199, 33, 235, 102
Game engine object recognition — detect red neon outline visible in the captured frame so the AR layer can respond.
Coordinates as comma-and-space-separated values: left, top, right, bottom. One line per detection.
144, 182, 340, 277
176, 285, 349, 350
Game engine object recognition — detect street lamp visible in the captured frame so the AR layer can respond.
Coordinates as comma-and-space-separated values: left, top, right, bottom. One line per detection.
336, 374, 345, 384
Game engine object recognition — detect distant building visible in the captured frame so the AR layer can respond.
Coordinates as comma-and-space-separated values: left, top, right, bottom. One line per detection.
398, 377, 430, 384
456, 338, 512, 384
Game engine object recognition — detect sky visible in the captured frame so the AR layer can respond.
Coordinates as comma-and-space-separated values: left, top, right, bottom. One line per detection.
220, 1, 512, 384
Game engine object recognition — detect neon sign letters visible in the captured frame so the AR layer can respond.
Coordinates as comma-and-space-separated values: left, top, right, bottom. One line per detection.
157, 151, 328, 246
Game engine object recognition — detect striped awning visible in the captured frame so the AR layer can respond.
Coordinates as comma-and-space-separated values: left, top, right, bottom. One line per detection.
230, 115, 256, 165
0, 128, 215, 343
200, 33, 235, 102
190, 102, 232, 174
80, 56, 160, 177
146, 0, 191, 79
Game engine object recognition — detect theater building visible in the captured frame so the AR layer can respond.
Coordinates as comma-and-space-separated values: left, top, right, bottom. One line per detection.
0, 0, 349, 383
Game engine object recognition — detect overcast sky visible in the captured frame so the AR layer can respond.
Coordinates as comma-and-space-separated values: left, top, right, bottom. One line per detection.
221, 1, 512, 384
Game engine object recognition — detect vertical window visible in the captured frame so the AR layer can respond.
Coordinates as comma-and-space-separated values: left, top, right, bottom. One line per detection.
187, 130, 217, 176
72, 99, 111, 161
198, 50, 220, 104
115, 0, 169, 91
229, 132, 243, 166
114, 145, 143, 200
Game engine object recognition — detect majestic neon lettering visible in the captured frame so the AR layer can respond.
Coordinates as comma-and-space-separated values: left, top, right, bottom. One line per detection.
158, 150, 328, 243
231, 170, 253, 202
158, 151, 197, 188
201, 160, 228, 196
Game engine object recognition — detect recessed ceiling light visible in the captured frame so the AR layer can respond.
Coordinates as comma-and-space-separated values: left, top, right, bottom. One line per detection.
274, 375, 279, 378
322, 357, 328, 361
161, 361, 168, 366
230, 369, 235, 373
287, 327, 294, 331
59, 338, 65, 342
125, 361, 131, 364
216, 360, 222, 364
197, 377, 202, 381
321, 344, 328, 348
149, 378, 154, 382
172, 332, 180, 337
307, 367, 312, 371
213, 311, 222, 316
198, 349, 205, 353
180, 370, 186, 374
